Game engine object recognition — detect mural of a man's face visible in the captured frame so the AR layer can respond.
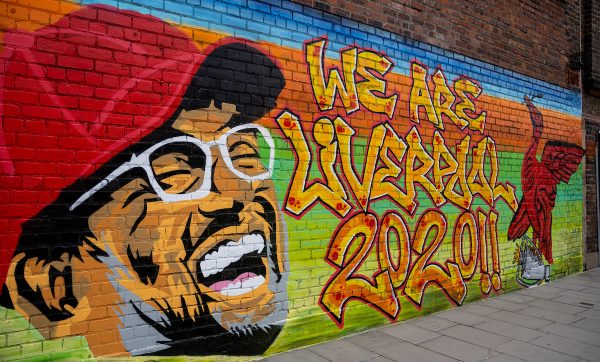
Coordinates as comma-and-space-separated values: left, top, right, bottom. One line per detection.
87, 102, 287, 354
3, 40, 288, 356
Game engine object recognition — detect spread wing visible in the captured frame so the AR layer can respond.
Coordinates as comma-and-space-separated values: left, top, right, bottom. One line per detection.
508, 196, 530, 241
541, 141, 584, 184
535, 186, 555, 263
535, 140, 583, 263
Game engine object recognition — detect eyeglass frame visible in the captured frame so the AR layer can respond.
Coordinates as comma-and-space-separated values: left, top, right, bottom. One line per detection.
70, 124, 276, 211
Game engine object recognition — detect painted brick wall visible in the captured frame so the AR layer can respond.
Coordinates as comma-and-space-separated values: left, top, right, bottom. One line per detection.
0, 0, 586, 359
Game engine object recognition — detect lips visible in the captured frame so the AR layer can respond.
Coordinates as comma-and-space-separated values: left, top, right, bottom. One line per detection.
196, 233, 268, 296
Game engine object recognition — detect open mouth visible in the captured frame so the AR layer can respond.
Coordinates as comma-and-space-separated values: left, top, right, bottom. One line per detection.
196, 233, 268, 296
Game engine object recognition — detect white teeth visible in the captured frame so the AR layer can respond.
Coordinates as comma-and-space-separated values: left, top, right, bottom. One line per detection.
219, 275, 266, 297
199, 234, 265, 278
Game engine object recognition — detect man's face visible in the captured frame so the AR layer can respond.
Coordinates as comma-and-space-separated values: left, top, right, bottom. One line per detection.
87, 102, 287, 353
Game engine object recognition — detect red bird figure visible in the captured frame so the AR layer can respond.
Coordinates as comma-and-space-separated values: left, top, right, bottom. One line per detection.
507, 96, 584, 264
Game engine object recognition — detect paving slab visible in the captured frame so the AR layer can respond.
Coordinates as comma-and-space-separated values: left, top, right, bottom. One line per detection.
524, 299, 587, 315
487, 310, 553, 329
421, 335, 492, 362
457, 302, 501, 316
481, 298, 529, 311
472, 320, 545, 342
578, 286, 600, 295
379, 323, 440, 344
570, 318, 600, 333
517, 306, 583, 324
492, 293, 536, 304
409, 315, 458, 331
539, 323, 600, 347
553, 291, 600, 306
264, 348, 330, 362
308, 339, 380, 362
530, 333, 600, 361
492, 340, 576, 362
574, 308, 600, 320
517, 286, 567, 300
483, 352, 528, 362
436, 309, 488, 326
438, 324, 511, 348
367, 357, 395, 362
566, 290, 600, 301
345, 331, 457, 362
544, 280, 588, 291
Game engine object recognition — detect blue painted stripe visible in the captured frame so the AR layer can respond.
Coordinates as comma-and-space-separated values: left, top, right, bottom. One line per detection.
80, 0, 581, 115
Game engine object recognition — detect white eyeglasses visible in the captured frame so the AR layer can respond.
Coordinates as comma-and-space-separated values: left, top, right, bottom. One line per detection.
70, 124, 275, 211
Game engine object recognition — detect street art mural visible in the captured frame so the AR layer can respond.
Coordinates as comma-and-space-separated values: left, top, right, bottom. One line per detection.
509, 96, 584, 286
0, 0, 584, 359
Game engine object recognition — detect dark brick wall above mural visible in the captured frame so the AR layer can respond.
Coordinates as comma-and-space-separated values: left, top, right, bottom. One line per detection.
583, 0, 600, 94
292, 0, 582, 90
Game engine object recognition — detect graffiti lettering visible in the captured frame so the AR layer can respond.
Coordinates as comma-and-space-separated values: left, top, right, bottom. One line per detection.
319, 209, 502, 325
305, 38, 398, 118
320, 212, 400, 324
276, 111, 351, 217
280, 40, 522, 326
409, 62, 487, 132
277, 112, 518, 217
404, 210, 466, 307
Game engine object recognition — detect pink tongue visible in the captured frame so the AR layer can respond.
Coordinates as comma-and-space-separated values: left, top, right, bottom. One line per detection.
208, 272, 258, 293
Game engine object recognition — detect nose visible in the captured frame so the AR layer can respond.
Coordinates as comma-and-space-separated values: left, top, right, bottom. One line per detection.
195, 155, 255, 214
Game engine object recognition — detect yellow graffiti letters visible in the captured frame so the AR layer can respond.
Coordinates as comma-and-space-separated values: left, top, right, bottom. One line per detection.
320, 212, 400, 323
278, 111, 516, 217
409, 62, 487, 132
356, 51, 398, 117
334, 116, 386, 211
305, 37, 398, 118
306, 38, 359, 113
319, 208, 508, 325
433, 69, 470, 130
276, 111, 351, 217
404, 210, 466, 306
409, 62, 439, 127
452, 211, 478, 280
468, 137, 494, 205
454, 77, 487, 132
442, 134, 473, 209
406, 127, 446, 209
370, 124, 413, 212
377, 212, 411, 289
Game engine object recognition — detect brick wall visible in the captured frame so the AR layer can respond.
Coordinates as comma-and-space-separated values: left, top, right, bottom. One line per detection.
582, 0, 600, 268
583, 0, 600, 92
584, 94, 600, 268
293, 0, 582, 90
0, 0, 587, 359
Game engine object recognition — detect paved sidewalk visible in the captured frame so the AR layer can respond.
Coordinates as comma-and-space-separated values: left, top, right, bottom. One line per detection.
263, 268, 600, 362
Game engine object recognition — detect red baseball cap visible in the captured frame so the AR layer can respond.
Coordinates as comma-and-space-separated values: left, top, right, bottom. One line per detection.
0, 4, 203, 288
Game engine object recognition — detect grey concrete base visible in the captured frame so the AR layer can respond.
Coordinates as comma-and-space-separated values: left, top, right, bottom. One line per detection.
262, 268, 600, 362
585, 251, 599, 270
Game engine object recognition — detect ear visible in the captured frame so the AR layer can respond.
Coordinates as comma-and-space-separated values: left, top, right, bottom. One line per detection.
6, 251, 78, 330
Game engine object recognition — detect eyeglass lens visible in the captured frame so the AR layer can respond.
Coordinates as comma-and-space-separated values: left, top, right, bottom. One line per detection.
150, 142, 207, 195
149, 128, 271, 195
